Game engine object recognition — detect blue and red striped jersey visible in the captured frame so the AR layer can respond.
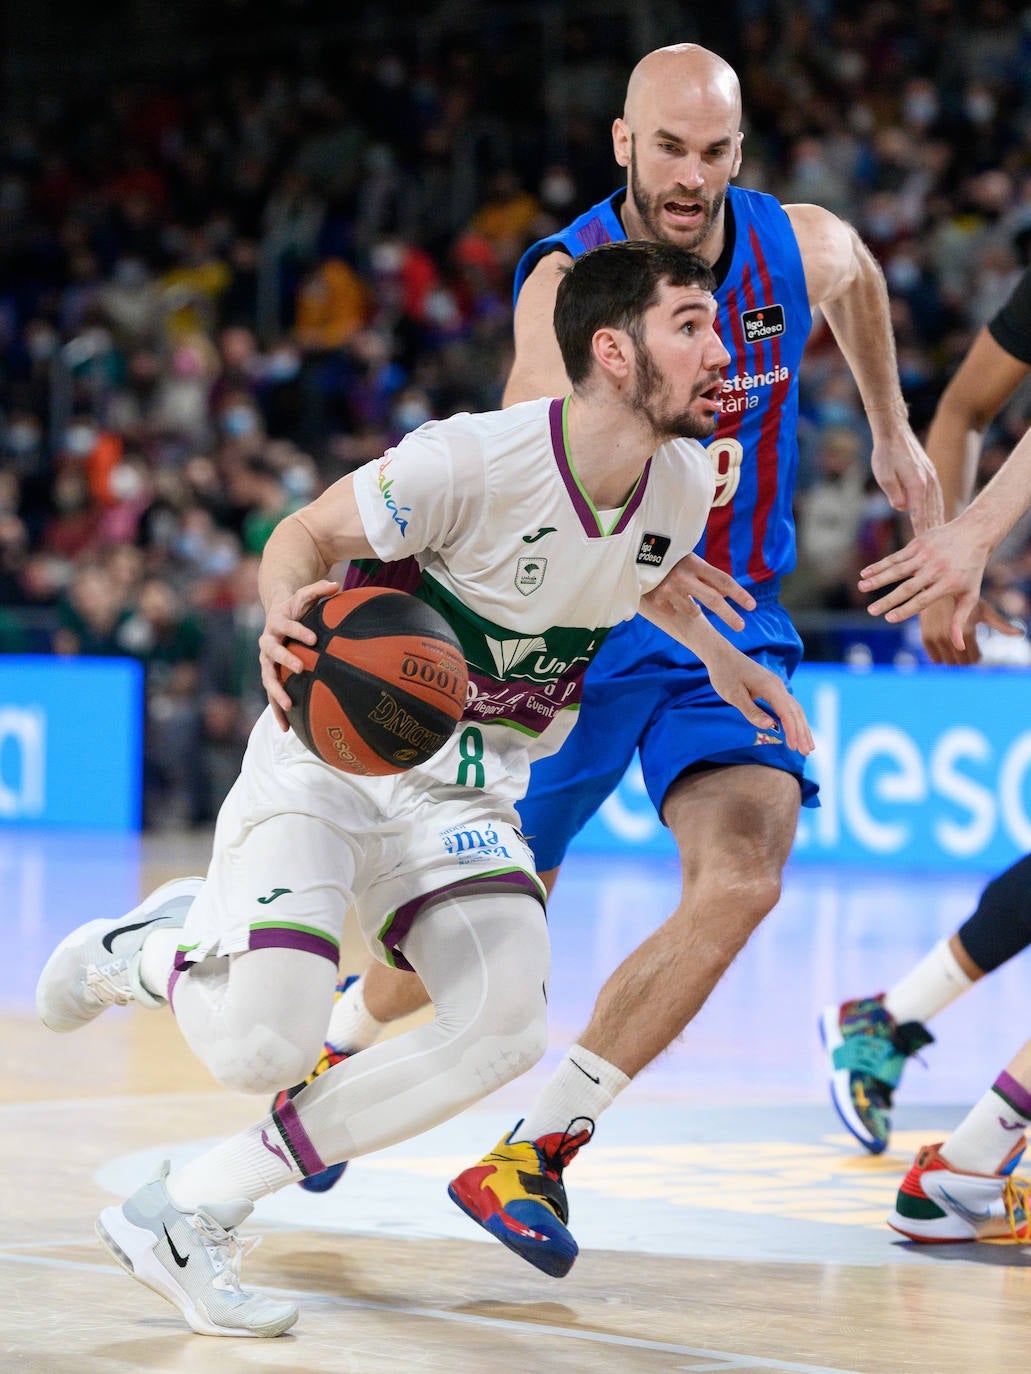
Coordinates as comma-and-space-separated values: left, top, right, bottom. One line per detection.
514, 186, 812, 589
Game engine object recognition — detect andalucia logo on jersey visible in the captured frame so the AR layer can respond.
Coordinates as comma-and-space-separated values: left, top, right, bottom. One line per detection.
515, 556, 547, 595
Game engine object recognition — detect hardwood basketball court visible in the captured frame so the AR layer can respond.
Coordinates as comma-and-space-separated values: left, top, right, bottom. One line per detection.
2, 829, 1026, 1372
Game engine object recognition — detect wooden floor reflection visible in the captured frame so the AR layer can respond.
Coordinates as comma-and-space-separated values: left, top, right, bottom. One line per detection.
3, 830, 1029, 1373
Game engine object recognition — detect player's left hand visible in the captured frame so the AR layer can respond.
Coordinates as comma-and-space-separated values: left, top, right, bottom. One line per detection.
643, 553, 755, 631
869, 429, 944, 535
705, 650, 814, 756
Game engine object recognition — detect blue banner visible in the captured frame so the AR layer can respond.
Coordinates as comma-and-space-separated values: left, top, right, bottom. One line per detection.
0, 656, 143, 830
575, 664, 1031, 870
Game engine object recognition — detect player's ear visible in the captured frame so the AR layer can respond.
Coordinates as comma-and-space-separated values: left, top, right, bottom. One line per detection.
731, 131, 743, 180
591, 327, 632, 380
612, 118, 631, 168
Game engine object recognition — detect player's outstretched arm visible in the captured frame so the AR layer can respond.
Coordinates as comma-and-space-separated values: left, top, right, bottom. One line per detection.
859, 424, 1031, 647
258, 474, 378, 727
638, 590, 814, 755
787, 204, 943, 535
918, 326, 1031, 663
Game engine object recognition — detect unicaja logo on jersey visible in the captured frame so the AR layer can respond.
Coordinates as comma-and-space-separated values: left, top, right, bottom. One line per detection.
515, 556, 547, 595
741, 304, 785, 341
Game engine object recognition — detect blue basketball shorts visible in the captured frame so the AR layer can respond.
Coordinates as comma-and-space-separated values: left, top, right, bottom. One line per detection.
517, 586, 819, 872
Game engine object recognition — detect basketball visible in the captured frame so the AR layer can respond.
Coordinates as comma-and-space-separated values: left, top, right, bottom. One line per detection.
280, 587, 468, 776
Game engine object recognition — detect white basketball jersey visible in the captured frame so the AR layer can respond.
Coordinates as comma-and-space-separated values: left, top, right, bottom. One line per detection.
348, 395, 715, 800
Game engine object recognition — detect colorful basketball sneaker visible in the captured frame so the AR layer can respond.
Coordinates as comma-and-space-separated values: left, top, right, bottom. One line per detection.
819, 995, 934, 1153
888, 1141, 1031, 1242
448, 1118, 593, 1278
270, 976, 358, 1193
97, 1160, 297, 1337
36, 876, 201, 1033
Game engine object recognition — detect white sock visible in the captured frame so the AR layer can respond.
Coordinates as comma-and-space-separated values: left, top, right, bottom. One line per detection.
883, 938, 973, 1025
515, 1044, 630, 1142
324, 976, 386, 1053
138, 928, 184, 1002
941, 1074, 1031, 1174
167, 1115, 302, 1209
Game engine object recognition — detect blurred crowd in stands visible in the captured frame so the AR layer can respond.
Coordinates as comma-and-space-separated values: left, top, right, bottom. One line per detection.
1, 0, 1030, 824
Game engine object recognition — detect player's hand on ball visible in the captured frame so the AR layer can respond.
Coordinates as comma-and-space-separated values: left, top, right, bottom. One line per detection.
259, 578, 341, 728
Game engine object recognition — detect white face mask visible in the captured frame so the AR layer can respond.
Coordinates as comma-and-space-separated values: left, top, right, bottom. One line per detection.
64, 423, 96, 456
108, 463, 144, 501
6, 422, 40, 454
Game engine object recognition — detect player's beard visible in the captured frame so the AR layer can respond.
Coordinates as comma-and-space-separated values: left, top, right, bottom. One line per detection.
631, 340, 717, 441
629, 137, 725, 251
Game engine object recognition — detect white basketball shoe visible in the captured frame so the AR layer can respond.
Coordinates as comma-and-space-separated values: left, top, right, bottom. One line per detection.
97, 1161, 297, 1338
888, 1141, 1031, 1242
35, 876, 202, 1032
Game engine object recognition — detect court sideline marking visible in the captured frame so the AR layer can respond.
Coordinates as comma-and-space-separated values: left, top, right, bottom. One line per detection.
0, 1240, 864, 1374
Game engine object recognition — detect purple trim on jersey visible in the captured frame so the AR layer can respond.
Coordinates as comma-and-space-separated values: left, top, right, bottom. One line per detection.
549, 397, 598, 534
248, 925, 340, 964
610, 458, 652, 533
271, 1096, 327, 1176
343, 556, 423, 593
379, 870, 546, 972
548, 396, 652, 538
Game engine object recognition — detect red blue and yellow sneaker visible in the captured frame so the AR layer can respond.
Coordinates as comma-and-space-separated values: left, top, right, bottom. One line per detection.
819, 994, 934, 1153
271, 977, 358, 1193
888, 1141, 1031, 1242
448, 1118, 593, 1277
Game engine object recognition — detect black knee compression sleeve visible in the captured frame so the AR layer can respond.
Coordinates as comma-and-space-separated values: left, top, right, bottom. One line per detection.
957, 852, 1031, 974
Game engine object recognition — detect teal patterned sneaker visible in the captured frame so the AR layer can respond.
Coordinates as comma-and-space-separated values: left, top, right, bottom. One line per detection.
96, 1161, 297, 1337
819, 995, 934, 1153
888, 1141, 1031, 1242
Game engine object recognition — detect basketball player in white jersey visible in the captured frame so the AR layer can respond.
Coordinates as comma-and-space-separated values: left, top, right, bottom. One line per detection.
36, 241, 812, 1338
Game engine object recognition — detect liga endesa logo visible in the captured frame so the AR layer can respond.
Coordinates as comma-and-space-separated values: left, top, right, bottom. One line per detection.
740, 304, 785, 341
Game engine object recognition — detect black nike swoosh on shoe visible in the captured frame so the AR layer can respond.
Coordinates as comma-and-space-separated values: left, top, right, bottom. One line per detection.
570, 1059, 601, 1085
162, 1223, 189, 1268
101, 916, 164, 953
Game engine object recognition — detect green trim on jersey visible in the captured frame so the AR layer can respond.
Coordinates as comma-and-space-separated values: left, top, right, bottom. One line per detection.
560, 394, 646, 536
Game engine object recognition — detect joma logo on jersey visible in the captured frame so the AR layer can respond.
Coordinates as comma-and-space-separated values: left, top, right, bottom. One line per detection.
515, 556, 547, 595
636, 533, 671, 566
741, 305, 785, 342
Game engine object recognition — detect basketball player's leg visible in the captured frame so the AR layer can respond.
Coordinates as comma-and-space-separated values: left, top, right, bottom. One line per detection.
357, 864, 561, 1024
160, 888, 549, 1207
888, 1036, 1031, 1243
171, 946, 339, 1095
569, 763, 798, 1074
97, 884, 548, 1334
448, 763, 799, 1277
823, 851, 1031, 1153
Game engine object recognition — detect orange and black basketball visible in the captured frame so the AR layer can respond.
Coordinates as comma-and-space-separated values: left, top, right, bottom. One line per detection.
280, 587, 468, 776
